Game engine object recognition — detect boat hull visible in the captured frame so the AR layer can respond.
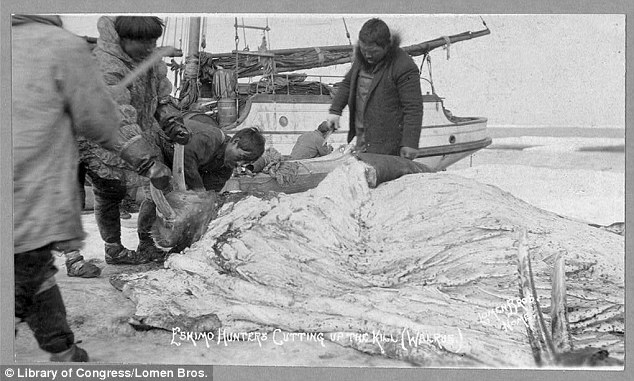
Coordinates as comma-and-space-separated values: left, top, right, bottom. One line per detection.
222, 135, 491, 195
223, 93, 490, 154
219, 92, 491, 194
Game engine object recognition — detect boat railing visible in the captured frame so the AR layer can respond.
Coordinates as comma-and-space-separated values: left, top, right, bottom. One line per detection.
240, 72, 442, 99
240, 73, 346, 96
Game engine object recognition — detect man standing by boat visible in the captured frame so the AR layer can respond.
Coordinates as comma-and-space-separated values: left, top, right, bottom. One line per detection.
326, 18, 423, 159
76, 16, 191, 272
12, 15, 172, 361
290, 121, 334, 160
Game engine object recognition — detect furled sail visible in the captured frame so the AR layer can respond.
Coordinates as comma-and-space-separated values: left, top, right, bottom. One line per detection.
196, 27, 491, 78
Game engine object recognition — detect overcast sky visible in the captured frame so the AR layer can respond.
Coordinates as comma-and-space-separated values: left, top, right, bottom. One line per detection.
60, 14, 625, 130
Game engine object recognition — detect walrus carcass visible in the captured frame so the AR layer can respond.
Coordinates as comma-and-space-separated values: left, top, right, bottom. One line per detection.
113, 158, 623, 368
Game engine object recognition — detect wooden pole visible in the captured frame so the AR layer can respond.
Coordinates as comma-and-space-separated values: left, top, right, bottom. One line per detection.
187, 17, 201, 56
172, 17, 202, 191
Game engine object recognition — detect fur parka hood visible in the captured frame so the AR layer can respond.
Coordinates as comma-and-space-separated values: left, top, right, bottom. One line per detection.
353, 32, 403, 68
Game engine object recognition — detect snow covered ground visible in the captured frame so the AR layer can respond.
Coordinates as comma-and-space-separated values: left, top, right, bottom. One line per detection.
449, 136, 625, 226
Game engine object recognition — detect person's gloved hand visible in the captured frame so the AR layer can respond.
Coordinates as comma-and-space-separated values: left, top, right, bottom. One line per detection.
399, 146, 418, 160
326, 113, 341, 131
146, 161, 172, 190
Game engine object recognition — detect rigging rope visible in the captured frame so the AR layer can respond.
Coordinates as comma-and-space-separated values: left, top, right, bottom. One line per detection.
342, 17, 352, 46
201, 18, 207, 50
195, 21, 201, 96
265, 18, 271, 50
184, 19, 190, 52
426, 55, 436, 96
234, 17, 239, 50
184, 56, 199, 79
161, 17, 168, 47
173, 17, 179, 49
175, 18, 186, 95
242, 17, 248, 51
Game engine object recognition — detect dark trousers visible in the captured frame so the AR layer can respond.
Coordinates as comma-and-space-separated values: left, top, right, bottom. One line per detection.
89, 170, 156, 246
90, 175, 127, 245
78, 162, 87, 210
137, 197, 157, 243
15, 246, 74, 354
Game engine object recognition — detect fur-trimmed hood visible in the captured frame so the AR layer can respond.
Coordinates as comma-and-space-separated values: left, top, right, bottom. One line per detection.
96, 16, 135, 66
330, 29, 423, 155
354, 32, 403, 68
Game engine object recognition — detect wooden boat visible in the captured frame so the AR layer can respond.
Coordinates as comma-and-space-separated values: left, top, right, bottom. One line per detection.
167, 17, 493, 193
220, 115, 491, 195
222, 148, 356, 194
220, 93, 492, 194
222, 147, 445, 194
221, 89, 491, 166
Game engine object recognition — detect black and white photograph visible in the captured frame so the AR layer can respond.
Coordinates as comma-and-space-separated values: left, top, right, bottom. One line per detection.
1, 0, 630, 379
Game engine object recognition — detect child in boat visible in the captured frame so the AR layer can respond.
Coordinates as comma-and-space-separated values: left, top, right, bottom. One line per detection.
290, 121, 334, 160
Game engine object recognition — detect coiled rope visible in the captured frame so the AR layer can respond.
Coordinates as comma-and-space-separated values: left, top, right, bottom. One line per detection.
183, 55, 199, 80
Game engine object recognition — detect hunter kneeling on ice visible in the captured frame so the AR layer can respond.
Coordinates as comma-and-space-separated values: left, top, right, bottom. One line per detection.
141, 121, 264, 254
159, 122, 266, 192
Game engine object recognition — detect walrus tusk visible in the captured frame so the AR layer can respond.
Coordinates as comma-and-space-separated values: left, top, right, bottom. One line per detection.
551, 252, 573, 353
172, 143, 186, 191
517, 228, 556, 366
150, 184, 175, 220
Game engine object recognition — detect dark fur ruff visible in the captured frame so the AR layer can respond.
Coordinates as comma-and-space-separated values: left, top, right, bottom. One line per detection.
354, 33, 402, 71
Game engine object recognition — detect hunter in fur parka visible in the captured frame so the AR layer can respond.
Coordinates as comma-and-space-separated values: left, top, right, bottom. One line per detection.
76, 16, 173, 187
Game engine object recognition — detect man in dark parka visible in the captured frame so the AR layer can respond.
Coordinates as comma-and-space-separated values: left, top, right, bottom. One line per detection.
327, 18, 423, 159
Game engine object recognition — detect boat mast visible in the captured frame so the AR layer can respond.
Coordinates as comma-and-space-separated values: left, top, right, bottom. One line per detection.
178, 17, 202, 107
187, 17, 201, 62
171, 17, 202, 189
